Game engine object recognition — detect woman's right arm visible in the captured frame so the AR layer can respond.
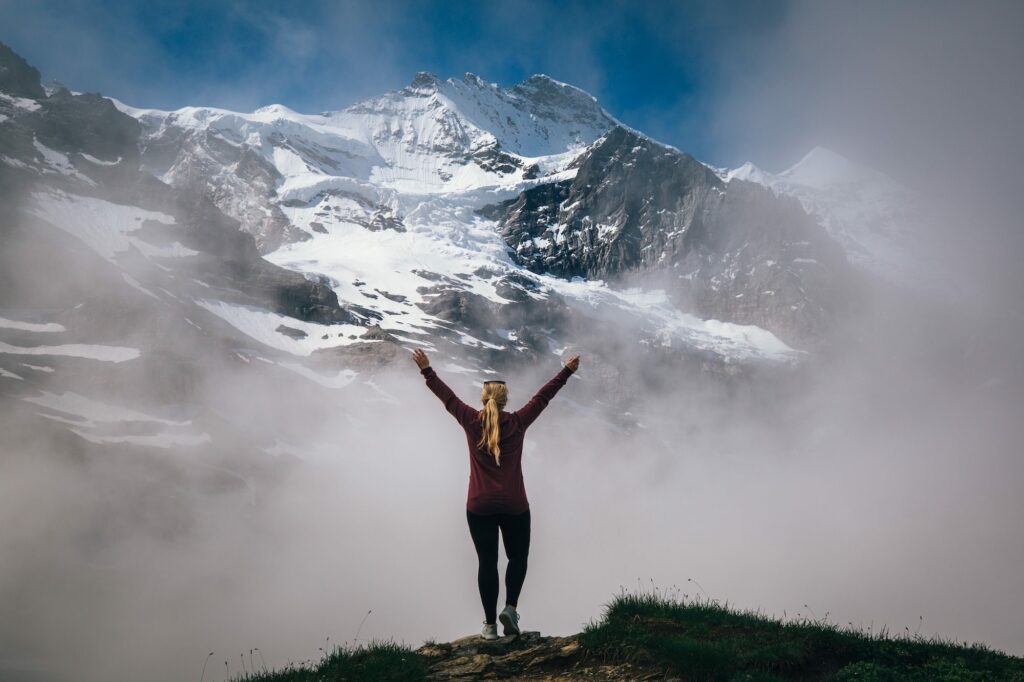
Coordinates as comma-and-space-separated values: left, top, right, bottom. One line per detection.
414, 349, 476, 427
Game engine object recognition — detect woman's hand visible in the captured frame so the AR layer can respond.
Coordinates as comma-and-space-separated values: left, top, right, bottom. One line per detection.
564, 354, 581, 372
412, 348, 431, 370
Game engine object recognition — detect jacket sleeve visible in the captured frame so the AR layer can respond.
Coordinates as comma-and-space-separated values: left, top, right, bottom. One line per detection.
421, 366, 477, 428
514, 365, 575, 430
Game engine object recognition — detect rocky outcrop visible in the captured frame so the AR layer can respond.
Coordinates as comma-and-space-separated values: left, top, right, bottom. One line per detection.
416, 631, 670, 681
415, 272, 572, 366
138, 125, 307, 253
0, 41, 45, 99
32, 87, 141, 166
481, 126, 861, 346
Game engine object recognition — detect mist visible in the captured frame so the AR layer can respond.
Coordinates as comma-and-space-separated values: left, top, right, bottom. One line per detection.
2, 2, 1024, 681
705, 0, 1024, 306
3, 268, 1022, 682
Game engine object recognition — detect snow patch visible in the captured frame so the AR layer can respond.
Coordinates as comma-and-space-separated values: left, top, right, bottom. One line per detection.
27, 190, 195, 262
194, 299, 369, 356
277, 360, 358, 389
0, 93, 41, 111
80, 153, 122, 166
0, 341, 140, 362
0, 316, 66, 333
20, 363, 54, 372
23, 391, 190, 426
32, 138, 95, 185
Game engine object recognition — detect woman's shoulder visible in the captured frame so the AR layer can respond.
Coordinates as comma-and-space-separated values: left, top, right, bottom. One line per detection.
500, 410, 523, 428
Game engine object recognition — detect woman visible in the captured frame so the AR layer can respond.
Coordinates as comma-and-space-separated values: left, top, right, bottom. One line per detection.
413, 348, 580, 640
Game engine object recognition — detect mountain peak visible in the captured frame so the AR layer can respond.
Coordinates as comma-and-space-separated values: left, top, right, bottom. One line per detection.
519, 73, 560, 86
795, 145, 850, 166
408, 71, 441, 92
338, 69, 617, 159
513, 73, 599, 104
726, 161, 771, 185
779, 145, 862, 186
461, 72, 490, 88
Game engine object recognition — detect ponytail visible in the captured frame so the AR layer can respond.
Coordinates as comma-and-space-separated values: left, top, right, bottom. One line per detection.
478, 382, 509, 466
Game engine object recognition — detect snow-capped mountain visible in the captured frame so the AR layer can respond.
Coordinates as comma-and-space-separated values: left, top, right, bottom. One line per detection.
107, 67, 916, 366
1, 40, 929, 465
720, 146, 928, 282
117, 71, 618, 253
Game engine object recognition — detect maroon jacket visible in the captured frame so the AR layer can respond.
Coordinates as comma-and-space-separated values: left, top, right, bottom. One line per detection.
421, 364, 575, 515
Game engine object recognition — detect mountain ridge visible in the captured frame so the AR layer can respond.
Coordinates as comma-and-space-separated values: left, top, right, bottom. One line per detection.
1, 41, 930, 472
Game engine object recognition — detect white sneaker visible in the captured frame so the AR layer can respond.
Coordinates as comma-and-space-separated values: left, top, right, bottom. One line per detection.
480, 621, 498, 640
498, 604, 520, 636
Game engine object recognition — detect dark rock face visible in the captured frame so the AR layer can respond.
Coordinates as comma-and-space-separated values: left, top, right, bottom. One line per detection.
32, 88, 141, 165
0, 41, 46, 99
481, 127, 860, 346
472, 144, 522, 175
275, 324, 308, 340
363, 205, 405, 232
409, 71, 442, 91
138, 125, 307, 253
511, 74, 613, 136
412, 271, 572, 367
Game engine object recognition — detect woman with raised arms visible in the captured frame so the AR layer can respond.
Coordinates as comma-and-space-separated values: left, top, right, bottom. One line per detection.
413, 348, 580, 640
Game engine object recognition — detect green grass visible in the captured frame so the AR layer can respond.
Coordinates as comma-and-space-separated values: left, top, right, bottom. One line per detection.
225, 588, 1023, 681
579, 584, 1024, 681
227, 639, 427, 682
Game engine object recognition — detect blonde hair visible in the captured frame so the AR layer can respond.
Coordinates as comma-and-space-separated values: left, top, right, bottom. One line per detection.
478, 381, 509, 465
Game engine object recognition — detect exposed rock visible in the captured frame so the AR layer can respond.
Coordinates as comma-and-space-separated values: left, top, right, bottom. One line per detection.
313, 325, 403, 369
472, 143, 522, 175
138, 125, 307, 253
481, 126, 861, 347
275, 324, 307, 340
32, 88, 141, 168
363, 205, 406, 232
415, 631, 665, 681
374, 288, 408, 303
420, 287, 499, 330
409, 71, 442, 91
0, 41, 46, 99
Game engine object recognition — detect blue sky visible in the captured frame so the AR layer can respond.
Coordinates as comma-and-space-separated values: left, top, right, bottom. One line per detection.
1, 0, 789, 168
2, 0, 1021, 189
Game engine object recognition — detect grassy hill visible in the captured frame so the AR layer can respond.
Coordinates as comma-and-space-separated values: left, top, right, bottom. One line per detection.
228, 587, 1024, 681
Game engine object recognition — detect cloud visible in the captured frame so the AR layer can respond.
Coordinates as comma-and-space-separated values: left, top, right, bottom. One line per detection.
703, 0, 1024, 187
702, 0, 1024, 309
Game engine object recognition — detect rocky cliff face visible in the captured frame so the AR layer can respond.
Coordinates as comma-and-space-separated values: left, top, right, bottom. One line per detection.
0, 42, 45, 99
482, 127, 860, 345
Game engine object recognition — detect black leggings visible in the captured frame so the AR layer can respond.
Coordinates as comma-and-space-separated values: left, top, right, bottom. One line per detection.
465, 509, 531, 625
